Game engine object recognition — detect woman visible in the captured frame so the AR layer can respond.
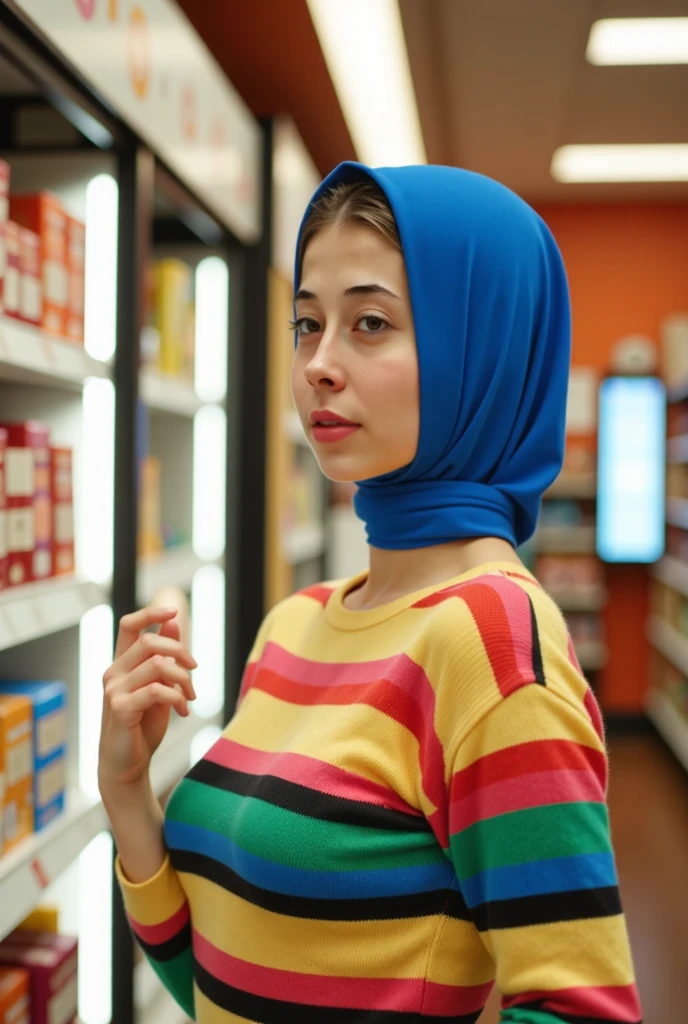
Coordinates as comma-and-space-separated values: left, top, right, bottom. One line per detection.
99, 163, 642, 1023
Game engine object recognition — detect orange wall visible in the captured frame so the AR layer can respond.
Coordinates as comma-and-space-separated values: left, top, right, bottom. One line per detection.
538, 204, 688, 714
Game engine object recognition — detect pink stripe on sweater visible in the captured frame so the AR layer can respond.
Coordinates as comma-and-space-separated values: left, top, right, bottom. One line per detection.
129, 901, 190, 946
205, 737, 424, 818
503, 982, 642, 1021
450, 768, 603, 832
479, 574, 538, 684
193, 930, 493, 1015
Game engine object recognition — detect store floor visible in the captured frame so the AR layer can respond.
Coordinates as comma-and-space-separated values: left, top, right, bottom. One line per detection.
143, 731, 687, 1024
477, 730, 688, 1024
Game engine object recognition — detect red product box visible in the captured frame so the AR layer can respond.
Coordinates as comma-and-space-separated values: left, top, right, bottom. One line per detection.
65, 218, 85, 345
0, 933, 77, 1024
18, 228, 41, 327
9, 193, 67, 338
0, 161, 9, 224
50, 448, 74, 576
3, 222, 20, 320
0, 429, 7, 592
0, 422, 52, 587
0, 967, 30, 1024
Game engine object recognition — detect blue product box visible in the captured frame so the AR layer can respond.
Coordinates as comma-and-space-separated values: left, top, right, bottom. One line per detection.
0, 680, 66, 831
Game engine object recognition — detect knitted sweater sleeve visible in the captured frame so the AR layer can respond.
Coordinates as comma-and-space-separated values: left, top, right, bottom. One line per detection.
445, 681, 642, 1022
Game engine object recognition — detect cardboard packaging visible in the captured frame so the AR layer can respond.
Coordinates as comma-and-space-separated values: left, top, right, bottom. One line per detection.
138, 455, 162, 558
0, 695, 34, 855
18, 228, 41, 327
10, 193, 68, 338
154, 259, 192, 377
65, 218, 85, 344
0, 682, 66, 832
0, 933, 77, 1024
0, 967, 30, 1024
0, 428, 7, 592
50, 448, 74, 577
0, 160, 9, 224
17, 906, 59, 934
3, 222, 20, 321
0, 422, 52, 587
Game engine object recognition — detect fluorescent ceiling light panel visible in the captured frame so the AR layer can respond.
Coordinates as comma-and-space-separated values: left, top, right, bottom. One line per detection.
587, 18, 688, 65
552, 144, 688, 183
307, 0, 426, 166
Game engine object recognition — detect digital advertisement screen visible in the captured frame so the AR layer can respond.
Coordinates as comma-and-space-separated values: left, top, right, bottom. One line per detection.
597, 376, 666, 564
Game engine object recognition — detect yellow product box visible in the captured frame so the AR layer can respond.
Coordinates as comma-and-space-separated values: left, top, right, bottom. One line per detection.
0, 696, 33, 855
154, 259, 192, 378
138, 455, 162, 559
17, 906, 59, 933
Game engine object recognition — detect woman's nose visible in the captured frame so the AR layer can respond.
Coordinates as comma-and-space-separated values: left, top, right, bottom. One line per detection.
304, 339, 346, 391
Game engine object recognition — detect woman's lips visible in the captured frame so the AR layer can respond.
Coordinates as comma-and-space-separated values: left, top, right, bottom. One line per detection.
311, 423, 361, 443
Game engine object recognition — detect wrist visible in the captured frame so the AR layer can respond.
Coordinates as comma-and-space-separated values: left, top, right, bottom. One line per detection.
99, 773, 156, 813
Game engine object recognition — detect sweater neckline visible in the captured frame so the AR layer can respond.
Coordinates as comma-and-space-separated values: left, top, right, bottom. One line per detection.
324, 561, 535, 632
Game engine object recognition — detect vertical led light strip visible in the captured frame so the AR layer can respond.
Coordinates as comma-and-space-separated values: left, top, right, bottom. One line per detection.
78, 832, 113, 1024
190, 724, 223, 766
193, 404, 227, 561
79, 603, 114, 797
81, 378, 115, 583
191, 565, 225, 718
195, 256, 229, 403
85, 173, 119, 363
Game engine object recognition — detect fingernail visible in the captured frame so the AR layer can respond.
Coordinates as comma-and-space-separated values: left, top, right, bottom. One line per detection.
163, 607, 177, 614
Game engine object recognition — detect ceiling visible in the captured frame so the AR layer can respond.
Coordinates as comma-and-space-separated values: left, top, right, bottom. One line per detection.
182, 0, 688, 203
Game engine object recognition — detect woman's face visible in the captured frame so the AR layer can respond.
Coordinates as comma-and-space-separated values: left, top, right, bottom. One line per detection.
291, 220, 420, 483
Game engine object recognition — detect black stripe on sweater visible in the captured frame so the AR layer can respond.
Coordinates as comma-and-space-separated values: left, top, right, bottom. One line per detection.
470, 884, 622, 932
187, 758, 431, 833
132, 920, 191, 963
194, 961, 484, 1024
171, 849, 472, 923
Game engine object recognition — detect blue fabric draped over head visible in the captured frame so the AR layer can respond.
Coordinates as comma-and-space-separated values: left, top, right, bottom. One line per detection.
294, 161, 571, 551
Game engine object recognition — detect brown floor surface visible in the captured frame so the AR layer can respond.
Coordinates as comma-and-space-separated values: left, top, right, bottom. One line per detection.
477, 731, 688, 1023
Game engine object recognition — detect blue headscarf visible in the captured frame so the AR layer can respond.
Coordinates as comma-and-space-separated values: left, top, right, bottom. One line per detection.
295, 162, 571, 551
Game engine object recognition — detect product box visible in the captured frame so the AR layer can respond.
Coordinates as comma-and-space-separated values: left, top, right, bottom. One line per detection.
10, 193, 68, 338
0, 682, 66, 832
17, 906, 59, 934
0, 695, 33, 855
138, 455, 162, 558
154, 259, 192, 377
18, 228, 41, 327
0, 967, 30, 1024
0, 932, 77, 1024
0, 161, 9, 224
0, 422, 52, 587
0, 429, 7, 592
3, 222, 20, 321
50, 449, 74, 577
65, 217, 85, 344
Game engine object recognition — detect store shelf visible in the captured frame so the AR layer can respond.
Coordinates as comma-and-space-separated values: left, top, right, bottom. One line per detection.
533, 524, 597, 554
138, 546, 208, 605
0, 790, 107, 942
648, 615, 688, 678
0, 576, 109, 653
667, 434, 688, 464
666, 497, 688, 531
575, 641, 608, 672
646, 686, 688, 773
283, 409, 309, 447
651, 556, 688, 600
283, 522, 325, 564
0, 315, 110, 391
549, 585, 607, 612
546, 473, 597, 499
140, 368, 205, 417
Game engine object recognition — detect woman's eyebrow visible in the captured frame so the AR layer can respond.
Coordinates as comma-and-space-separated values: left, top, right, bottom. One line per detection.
294, 283, 401, 301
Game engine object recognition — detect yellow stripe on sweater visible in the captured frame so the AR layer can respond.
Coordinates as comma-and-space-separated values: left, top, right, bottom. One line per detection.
116, 855, 187, 927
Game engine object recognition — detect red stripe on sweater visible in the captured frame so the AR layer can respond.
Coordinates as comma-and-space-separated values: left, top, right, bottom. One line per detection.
298, 584, 336, 606
502, 982, 642, 1021
205, 737, 424, 819
129, 902, 190, 946
450, 767, 604, 832
450, 739, 607, 802
193, 930, 493, 1014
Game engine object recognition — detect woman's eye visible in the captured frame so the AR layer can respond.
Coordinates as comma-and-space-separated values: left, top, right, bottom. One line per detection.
295, 317, 320, 336
358, 315, 388, 333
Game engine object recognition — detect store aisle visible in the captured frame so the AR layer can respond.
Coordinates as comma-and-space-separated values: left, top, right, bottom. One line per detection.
478, 730, 688, 1024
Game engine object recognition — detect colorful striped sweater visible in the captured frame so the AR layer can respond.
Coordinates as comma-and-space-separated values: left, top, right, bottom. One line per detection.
117, 562, 642, 1023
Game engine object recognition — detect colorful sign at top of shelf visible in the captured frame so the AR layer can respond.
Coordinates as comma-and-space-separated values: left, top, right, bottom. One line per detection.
10, 0, 262, 242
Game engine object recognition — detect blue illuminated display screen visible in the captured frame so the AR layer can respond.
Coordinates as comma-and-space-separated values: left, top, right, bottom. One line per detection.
597, 376, 666, 564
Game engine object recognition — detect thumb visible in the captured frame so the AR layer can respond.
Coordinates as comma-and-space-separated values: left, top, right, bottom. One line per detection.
158, 617, 181, 643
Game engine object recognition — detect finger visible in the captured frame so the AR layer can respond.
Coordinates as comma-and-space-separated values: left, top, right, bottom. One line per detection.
115, 607, 178, 659
158, 618, 181, 644
111, 683, 188, 726
117, 656, 196, 702
115, 633, 197, 675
